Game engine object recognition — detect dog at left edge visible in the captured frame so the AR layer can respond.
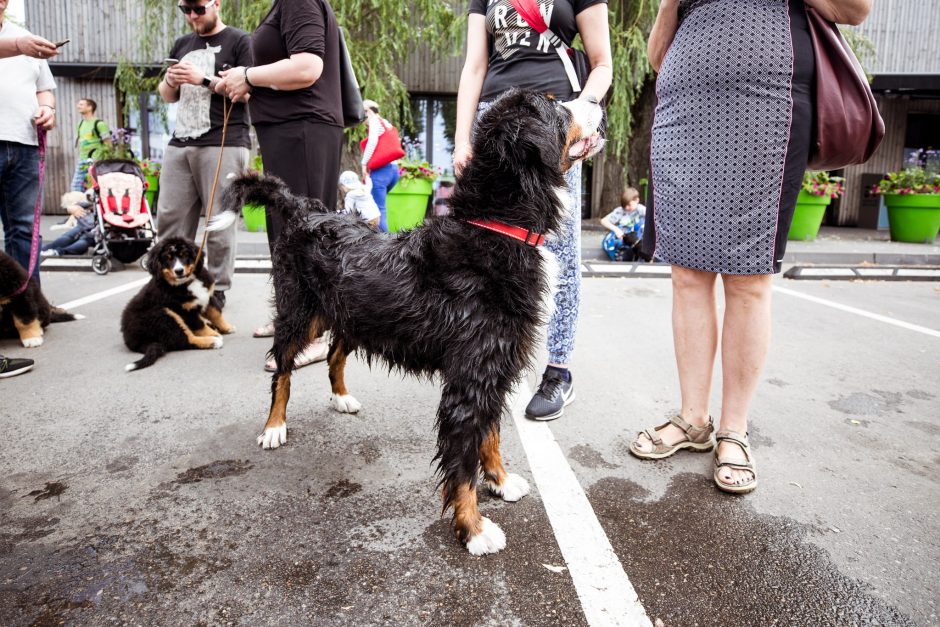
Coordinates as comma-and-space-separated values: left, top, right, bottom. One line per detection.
122, 237, 234, 371
0, 250, 83, 347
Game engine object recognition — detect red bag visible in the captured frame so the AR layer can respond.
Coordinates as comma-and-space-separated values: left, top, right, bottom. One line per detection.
359, 120, 405, 171
806, 8, 884, 170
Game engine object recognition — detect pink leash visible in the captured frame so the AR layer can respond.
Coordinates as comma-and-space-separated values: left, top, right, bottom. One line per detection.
9, 126, 47, 297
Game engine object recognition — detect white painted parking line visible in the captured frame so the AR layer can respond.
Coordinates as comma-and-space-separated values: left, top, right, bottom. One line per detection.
773, 285, 940, 339
509, 386, 651, 627
59, 278, 149, 310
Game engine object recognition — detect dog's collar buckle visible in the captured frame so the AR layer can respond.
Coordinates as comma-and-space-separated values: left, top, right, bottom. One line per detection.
465, 219, 545, 247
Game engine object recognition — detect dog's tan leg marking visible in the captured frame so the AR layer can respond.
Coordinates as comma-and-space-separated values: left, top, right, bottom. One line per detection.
194, 317, 221, 337
163, 308, 223, 349
259, 373, 291, 449
205, 306, 235, 334
327, 338, 361, 413
480, 427, 531, 503
449, 481, 506, 555
13, 316, 44, 348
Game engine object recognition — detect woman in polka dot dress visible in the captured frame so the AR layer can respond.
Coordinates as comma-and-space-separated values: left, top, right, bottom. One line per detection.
631, 0, 872, 493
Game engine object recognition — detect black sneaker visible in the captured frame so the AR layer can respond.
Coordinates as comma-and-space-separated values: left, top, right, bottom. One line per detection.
0, 355, 35, 379
525, 368, 575, 421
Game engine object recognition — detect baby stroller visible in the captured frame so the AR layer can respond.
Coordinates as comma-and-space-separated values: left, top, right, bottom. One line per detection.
88, 159, 157, 275
602, 216, 647, 262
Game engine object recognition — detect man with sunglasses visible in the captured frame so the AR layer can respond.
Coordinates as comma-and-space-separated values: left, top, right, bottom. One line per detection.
156, 0, 252, 310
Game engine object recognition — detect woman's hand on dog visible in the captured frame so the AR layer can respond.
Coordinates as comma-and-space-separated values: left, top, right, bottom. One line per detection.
453, 142, 473, 176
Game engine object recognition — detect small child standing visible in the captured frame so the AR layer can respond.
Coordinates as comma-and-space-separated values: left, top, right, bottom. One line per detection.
338, 171, 381, 229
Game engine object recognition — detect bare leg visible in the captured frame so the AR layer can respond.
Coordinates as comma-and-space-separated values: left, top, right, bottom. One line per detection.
716, 273, 772, 486
633, 266, 718, 452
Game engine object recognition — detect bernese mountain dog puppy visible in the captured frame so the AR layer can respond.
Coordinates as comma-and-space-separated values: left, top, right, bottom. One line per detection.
0, 250, 82, 347
209, 90, 604, 555
121, 237, 234, 371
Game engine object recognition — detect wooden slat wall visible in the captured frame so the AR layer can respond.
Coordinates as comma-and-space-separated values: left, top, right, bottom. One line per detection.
854, 0, 940, 73
840, 96, 940, 225
28, 0, 182, 65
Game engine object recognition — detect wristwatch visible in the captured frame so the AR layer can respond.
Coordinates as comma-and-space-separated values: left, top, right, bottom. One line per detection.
202, 76, 212, 88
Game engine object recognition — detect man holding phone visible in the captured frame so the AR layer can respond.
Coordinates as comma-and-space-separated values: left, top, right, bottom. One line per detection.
157, 0, 252, 309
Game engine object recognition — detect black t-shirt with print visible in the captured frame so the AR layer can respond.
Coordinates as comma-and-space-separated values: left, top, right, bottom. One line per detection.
248, 0, 343, 128
469, 0, 607, 102
168, 27, 252, 148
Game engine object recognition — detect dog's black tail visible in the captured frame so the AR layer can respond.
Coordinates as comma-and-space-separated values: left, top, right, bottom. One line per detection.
208, 172, 325, 233
50, 306, 83, 323
125, 343, 166, 372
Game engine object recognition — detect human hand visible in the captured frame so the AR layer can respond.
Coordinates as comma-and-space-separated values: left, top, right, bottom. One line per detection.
17, 35, 57, 60
453, 143, 473, 176
66, 205, 88, 218
361, 165, 368, 180
218, 66, 251, 103
34, 105, 55, 130
166, 61, 203, 87
614, 228, 624, 239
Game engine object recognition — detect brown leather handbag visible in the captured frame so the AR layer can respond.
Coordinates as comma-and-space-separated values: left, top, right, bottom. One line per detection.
806, 8, 884, 170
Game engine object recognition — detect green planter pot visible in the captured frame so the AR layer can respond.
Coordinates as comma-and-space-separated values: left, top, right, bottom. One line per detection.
242, 203, 266, 232
883, 194, 940, 243
386, 178, 432, 233
788, 190, 832, 241
144, 173, 159, 211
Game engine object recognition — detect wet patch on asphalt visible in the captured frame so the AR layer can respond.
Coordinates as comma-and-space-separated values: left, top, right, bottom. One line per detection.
106, 455, 140, 474
0, 474, 586, 626
325, 479, 362, 498
906, 389, 935, 401
172, 459, 253, 485
568, 444, 619, 469
828, 391, 905, 416
906, 420, 940, 437
588, 473, 913, 626
25, 481, 68, 502
766, 378, 789, 387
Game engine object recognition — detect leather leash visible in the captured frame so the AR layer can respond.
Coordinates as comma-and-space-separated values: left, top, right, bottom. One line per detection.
5, 126, 47, 299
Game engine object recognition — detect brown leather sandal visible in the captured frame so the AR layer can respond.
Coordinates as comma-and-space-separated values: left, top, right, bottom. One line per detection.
629, 415, 715, 460
713, 430, 757, 494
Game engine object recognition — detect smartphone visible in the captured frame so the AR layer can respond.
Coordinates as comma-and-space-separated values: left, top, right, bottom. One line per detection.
54, 39, 70, 48
163, 58, 180, 66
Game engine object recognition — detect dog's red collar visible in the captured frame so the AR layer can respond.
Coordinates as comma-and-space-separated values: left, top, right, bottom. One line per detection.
465, 219, 546, 247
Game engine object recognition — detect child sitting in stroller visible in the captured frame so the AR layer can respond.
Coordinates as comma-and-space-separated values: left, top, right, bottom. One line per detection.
41, 192, 96, 257
601, 187, 648, 262
338, 171, 381, 228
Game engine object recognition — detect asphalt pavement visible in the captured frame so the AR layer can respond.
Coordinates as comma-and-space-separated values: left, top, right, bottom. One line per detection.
1, 218, 938, 625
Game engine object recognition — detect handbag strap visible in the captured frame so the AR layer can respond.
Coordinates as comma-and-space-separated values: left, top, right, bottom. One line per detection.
506, 0, 582, 93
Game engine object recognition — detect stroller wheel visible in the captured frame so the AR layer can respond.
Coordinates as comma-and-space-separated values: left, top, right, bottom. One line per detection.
92, 255, 112, 275
138, 252, 149, 271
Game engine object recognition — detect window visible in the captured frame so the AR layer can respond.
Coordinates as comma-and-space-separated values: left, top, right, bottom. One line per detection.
402, 96, 457, 175
126, 93, 176, 161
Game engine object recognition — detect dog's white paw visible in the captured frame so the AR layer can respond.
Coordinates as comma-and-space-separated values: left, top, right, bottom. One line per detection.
330, 394, 361, 414
211, 336, 223, 349
73, 313, 86, 320
21, 336, 43, 348
487, 473, 530, 503
465, 517, 506, 556
257, 425, 287, 449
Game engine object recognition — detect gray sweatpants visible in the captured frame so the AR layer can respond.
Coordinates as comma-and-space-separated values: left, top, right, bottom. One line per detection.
157, 144, 250, 292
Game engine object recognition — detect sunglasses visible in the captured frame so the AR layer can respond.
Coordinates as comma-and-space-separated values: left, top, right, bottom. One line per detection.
178, 0, 216, 16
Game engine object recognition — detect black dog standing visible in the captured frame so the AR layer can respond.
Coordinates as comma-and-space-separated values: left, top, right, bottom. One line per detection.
210, 90, 604, 555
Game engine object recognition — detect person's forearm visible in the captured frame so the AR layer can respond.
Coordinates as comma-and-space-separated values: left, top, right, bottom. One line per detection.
581, 65, 612, 103
158, 77, 180, 103
647, 0, 680, 72
0, 38, 19, 58
454, 65, 486, 148
805, 0, 872, 25
37, 90, 55, 109
248, 55, 323, 91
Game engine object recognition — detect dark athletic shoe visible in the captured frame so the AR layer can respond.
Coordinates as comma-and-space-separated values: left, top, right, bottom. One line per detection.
525, 368, 575, 421
0, 355, 35, 379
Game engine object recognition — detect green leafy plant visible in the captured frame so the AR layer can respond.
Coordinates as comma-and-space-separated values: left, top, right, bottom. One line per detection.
873, 167, 940, 195
250, 153, 264, 173
94, 128, 135, 161
398, 157, 440, 183
802, 170, 845, 198
138, 159, 162, 179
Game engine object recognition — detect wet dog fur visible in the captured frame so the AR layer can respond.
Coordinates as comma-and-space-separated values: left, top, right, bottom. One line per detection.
210, 90, 604, 555
121, 237, 234, 371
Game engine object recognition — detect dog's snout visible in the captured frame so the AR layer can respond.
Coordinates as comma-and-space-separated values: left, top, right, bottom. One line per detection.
172, 259, 186, 278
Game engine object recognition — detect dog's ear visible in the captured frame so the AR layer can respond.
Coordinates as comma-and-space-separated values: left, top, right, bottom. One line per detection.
146, 241, 164, 277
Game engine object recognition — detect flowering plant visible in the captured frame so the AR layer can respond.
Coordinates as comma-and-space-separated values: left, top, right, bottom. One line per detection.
802, 170, 844, 198
398, 157, 441, 183
138, 159, 161, 179
872, 167, 940, 195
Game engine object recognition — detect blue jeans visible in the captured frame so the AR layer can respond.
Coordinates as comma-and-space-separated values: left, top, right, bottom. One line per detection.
0, 141, 42, 281
370, 162, 400, 233
43, 225, 95, 255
